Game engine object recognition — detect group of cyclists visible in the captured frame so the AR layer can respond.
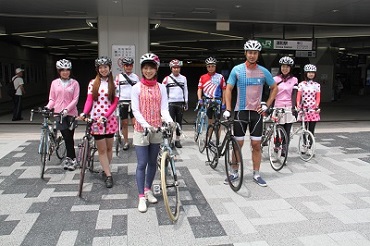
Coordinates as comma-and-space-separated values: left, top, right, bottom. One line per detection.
43, 39, 320, 212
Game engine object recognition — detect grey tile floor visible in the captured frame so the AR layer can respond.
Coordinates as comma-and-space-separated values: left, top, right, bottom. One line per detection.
1, 120, 370, 246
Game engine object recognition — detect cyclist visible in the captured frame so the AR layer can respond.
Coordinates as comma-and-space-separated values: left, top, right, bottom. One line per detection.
162, 59, 188, 148
80, 56, 119, 188
296, 64, 321, 136
197, 57, 226, 124
45, 59, 80, 171
272, 56, 298, 154
131, 53, 174, 213
115, 57, 140, 150
223, 40, 278, 187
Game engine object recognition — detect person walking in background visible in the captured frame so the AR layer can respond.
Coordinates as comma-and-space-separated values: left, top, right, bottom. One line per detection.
162, 59, 188, 148
115, 57, 140, 150
80, 56, 118, 188
45, 59, 80, 170
12, 68, 26, 121
297, 64, 321, 136
272, 56, 298, 153
131, 53, 173, 213
223, 40, 278, 187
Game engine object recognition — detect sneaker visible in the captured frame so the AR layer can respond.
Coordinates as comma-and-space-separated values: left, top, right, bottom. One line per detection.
145, 190, 158, 204
138, 197, 147, 212
122, 142, 130, 150
67, 158, 79, 171
63, 157, 72, 170
175, 140, 182, 148
105, 176, 113, 188
253, 176, 267, 187
224, 172, 239, 184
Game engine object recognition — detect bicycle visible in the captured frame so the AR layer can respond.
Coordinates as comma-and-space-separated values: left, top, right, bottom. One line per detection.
30, 108, 67, 179
261, 108, 289, 171
194, 97, 221, 153
150, 122, 181, 222
290, 107, 318, 162
205, 118, 244, 192
76, 117, 104, 197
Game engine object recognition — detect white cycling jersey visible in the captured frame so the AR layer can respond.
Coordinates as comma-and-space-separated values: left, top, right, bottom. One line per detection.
114, 72, 140, 101
162, 73, 188, 103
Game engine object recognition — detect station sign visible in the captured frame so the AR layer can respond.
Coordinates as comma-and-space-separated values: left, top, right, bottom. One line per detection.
274, 40, 312, 50
295, 50, 316, 57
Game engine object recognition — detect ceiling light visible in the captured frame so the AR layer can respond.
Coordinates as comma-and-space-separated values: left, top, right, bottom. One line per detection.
235, 5, 242, 8
332, 9, 339, 13
86, 19, 98, 28
165, 27, 208, 34
339, 47, 346, 50
191, 8, 214, 14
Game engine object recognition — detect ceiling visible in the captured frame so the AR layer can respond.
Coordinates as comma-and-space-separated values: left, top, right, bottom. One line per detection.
1, 0, 370, 62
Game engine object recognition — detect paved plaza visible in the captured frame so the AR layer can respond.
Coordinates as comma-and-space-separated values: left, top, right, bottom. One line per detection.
1, 118, 370, 246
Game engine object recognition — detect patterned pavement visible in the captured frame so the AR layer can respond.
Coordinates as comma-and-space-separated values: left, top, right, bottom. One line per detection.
1, 122, 370, 246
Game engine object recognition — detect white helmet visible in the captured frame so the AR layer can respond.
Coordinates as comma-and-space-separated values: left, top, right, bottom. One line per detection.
205, 57, 217, 65
56, 59, 72, 70
95, 56, 112, 68
304, 64, 317, 72
244, 40, 262, 51
140, 53, 160, 68
279, 56, 294, 66
169, 59, 182, 68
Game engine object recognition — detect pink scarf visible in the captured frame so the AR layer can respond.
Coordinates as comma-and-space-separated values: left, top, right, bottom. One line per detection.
141, 78, 157, 86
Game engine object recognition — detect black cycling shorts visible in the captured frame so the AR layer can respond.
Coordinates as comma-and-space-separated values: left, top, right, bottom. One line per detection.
119, 101, 134, 120
233, 110, 263, 140
93, 134, 114, 140
206, 100, 221, 119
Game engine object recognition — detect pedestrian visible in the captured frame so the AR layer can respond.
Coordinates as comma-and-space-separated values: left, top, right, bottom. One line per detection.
12, 68, 26, 121
296, 64, 321, 136
115, 57, 140, 150
223, 40, 278, 187
45, 59, 80, 170
162, 59, 188, 148
272, 56, 298, 152
131, 53, 173, 213
80, 56, 118, 188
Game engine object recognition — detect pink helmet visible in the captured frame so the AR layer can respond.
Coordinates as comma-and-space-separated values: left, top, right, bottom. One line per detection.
169, 59, 182, 68
140, 53, 160, 68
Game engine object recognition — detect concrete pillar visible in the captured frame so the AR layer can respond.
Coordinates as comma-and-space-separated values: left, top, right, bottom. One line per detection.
97, 15, 149, 76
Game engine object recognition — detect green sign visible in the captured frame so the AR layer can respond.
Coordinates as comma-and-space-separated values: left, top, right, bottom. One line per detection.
257, 39, 274, 49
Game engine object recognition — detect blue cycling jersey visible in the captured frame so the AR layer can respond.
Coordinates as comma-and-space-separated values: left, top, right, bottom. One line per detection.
227, 63, 274, 111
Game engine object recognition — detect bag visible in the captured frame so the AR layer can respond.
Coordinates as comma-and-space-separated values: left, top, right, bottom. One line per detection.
122, 73, 135, 86
6, 77, 17, 98
167, 75, 185, 103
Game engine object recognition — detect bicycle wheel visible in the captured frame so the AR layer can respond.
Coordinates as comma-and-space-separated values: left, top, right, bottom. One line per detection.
298, 130, 316, 161
88, 139, 97, 172
268, 125, 288, 171
56, 137, 67, 159
39, 130, 49, 179
205, 124, 219, 169
160, 151, 180, 222
78, 137, 89, 197
194, 112, 201, 142
198, 113, 208, 153
224, 137, 244, 192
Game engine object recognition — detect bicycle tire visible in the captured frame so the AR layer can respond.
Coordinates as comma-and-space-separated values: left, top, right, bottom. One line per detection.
78, 137, 89, 197
298, 130, 316, 161
194, 112, 201, 142
39, 129, 49, 179
224, 137, 244, 192
160, 151, 180, 222
268, 125, 288, 171
198, 113, 208, 153
56, 137, 67, 159
205, 124, 219, 169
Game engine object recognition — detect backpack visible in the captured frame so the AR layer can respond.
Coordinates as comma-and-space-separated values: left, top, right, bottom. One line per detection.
6, 77, 17, 98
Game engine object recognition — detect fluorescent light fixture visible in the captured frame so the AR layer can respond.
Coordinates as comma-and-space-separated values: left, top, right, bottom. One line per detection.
339, 47, 346, 50
191, 8, 214, 14
165, 26, 209, 34
86, 19, 98, 28
150, 42, 160, 45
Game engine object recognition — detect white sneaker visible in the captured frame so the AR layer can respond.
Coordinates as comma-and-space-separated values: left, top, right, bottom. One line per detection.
68, 158, 79, 171
145, 190, 158, 204
138, 197, 147, 213
63, 157, 72, 170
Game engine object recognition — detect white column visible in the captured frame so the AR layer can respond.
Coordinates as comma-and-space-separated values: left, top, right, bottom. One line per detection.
98, 15, 149, 76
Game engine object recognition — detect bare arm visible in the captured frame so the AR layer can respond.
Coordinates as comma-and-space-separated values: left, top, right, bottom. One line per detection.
224, 84, 233, 111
